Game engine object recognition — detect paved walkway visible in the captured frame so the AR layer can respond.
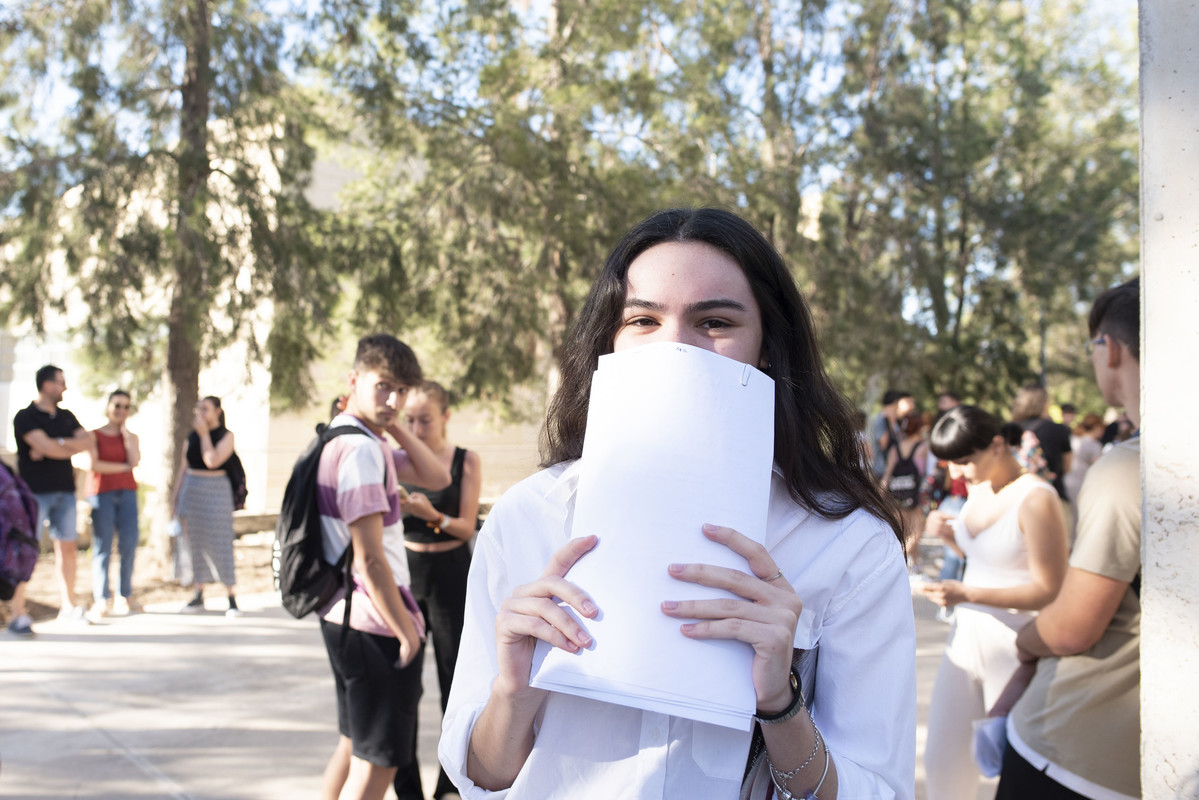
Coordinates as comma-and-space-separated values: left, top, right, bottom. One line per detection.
1, 592, 990, 799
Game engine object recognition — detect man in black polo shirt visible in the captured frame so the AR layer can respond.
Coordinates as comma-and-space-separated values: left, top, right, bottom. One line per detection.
11, 365, 94, 631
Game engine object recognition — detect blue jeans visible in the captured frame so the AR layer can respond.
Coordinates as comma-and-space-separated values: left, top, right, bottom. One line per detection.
34, 491, 78, 542
938, 495, 967, 581
89, 490, 139, 599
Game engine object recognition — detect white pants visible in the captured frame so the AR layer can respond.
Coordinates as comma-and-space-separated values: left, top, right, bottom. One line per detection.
924, 605, 1033, 800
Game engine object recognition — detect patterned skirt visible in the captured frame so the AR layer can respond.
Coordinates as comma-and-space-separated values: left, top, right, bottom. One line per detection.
177, 472, 236, 586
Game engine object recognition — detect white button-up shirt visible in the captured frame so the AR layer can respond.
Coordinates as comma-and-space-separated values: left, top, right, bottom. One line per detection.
440, 461, 916, 799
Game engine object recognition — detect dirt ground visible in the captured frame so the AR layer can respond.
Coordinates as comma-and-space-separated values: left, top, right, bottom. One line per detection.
1, 530, 279, 626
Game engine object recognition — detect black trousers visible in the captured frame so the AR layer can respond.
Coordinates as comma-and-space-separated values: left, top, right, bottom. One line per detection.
393, 544, 472, 800
995, 742, 1090, 800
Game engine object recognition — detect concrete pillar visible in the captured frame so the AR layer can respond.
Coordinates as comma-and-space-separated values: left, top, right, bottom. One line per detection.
1139, 1, 1199, 797
0, 331, 15, 452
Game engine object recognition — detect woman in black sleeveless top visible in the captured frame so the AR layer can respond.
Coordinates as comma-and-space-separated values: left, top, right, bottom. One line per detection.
168, 395, 241, 616
393, 380, 481, 800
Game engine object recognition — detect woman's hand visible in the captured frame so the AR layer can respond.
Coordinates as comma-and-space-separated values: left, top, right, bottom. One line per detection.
925, 509, 956, 544
398, 632, 421, 669
493, 535, 600, 698
402, 491, 438, 523
192, 409, 208, 435
917, 579, 970, 607
661, 523, 803, 714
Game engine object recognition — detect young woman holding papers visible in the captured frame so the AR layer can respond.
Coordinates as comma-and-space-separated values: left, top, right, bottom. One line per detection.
440, 208, 916, 799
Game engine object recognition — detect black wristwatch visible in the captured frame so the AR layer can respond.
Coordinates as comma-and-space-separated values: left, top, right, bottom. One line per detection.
754, 664, 804, 725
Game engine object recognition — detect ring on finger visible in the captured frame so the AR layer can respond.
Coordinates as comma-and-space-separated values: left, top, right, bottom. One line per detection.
763, 570, 784, 582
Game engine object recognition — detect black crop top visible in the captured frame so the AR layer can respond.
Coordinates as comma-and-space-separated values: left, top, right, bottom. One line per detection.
402, 447, 468, 544
186, 427, 234, 470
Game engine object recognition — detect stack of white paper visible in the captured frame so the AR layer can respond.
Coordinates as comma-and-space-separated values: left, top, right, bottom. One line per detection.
529, 342, 775, 730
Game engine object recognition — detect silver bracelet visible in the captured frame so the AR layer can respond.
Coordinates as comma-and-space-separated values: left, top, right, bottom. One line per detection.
809, 737, 831, 799
766, 719, 821, 781
765, 713, 830, 799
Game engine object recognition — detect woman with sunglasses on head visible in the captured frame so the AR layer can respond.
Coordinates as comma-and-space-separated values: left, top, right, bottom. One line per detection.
917, 405, 1068, 800
86, 390, 142, 617
439, 208, 916, 800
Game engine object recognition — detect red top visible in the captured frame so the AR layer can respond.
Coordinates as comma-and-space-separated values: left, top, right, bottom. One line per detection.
87, 430, 138, 495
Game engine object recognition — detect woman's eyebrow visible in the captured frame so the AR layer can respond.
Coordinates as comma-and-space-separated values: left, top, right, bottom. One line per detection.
686, 298, 749, 314
622, 297, 749, 313
623, 297, 664, 311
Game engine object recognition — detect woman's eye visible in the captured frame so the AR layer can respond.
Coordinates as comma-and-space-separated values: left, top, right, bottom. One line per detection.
625, 317, 656, 327
700, 318, 731, 330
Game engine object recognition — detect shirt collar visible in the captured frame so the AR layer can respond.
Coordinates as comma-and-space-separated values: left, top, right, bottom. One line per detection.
543, 459, 582, 508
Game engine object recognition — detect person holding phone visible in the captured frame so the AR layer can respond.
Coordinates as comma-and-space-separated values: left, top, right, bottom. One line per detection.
391, 379, 482, 800
917, 405, 1068, 800
439, 208, 916, 799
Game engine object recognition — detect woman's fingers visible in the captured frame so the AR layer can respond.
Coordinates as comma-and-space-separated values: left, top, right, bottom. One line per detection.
496, 536, 601, 657
661, 594, 781, 622
542, 534, 599, 579
916, 581, 948, 606
499, 594, 594, 652
667, 559, 801, 611
698, 523, 781, 581
670, 615, 794, 655
662, 525, 802, 684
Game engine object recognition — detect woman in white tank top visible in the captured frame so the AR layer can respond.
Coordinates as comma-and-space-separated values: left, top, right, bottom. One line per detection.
917, 405, 1069, 800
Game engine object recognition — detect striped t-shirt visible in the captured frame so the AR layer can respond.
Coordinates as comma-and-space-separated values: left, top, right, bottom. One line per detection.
316, 413, 414, 636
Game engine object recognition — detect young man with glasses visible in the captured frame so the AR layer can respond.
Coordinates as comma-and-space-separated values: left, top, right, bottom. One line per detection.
993, 278, 1142, 800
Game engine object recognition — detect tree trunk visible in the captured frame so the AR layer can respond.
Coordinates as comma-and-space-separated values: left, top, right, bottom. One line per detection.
155, 0, 212, 574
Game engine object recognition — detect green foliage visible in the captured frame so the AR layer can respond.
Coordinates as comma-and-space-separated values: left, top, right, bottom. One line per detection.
815, 0, 1138, 411
0, 0, 1139, 432
0, 1, 336, 408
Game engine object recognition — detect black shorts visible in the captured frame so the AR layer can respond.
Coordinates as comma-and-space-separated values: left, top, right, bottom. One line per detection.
320, 619, 424, 767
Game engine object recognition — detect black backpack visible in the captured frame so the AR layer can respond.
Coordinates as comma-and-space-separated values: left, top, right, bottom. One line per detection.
275, 425, 368, 619
887, 440, 922, 509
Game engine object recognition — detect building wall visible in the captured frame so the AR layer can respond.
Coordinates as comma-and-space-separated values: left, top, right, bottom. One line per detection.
1140, 2, 1199, 796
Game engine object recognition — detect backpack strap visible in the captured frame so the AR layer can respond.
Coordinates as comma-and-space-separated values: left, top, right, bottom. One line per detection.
320, 424, 370, 651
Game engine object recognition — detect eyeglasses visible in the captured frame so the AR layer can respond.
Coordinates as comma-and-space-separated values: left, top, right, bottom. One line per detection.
1085, 335, 1107, 355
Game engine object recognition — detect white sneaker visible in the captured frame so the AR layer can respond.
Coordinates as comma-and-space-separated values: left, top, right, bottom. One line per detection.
112, 596, 141, 615
58, 605, 93, 625
225, 607, 243, 618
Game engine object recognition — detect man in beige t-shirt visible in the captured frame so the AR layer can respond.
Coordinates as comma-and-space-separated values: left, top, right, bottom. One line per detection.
999, 278, 1142, 800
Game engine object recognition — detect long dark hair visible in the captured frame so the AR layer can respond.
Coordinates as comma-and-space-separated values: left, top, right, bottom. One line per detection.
540, 208, 903, 546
